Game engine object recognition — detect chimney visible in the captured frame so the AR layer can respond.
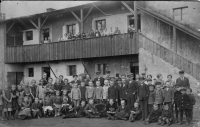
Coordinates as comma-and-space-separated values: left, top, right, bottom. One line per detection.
0, 13, 6, 21
46, 8, 56, 12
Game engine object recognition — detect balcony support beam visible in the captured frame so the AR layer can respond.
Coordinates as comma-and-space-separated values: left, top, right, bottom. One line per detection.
41, 16, 48, 28
6, 21, 16, 34
80, 9, 84, 37
121, 1, 134, 14
83, 7, 93, 22
29, 19, 39, 29
71, 11, 81, 22
134, 1, 138, 32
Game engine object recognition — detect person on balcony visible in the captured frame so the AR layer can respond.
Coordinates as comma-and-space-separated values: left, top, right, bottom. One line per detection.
82, 32, 86, 39
76, 32, 81, 40
113, 27, 121, 35
63, 33, 69, 41
109, 27, 114, 36
89, 30, 95, 38
103, 28, 109, 36
95, 29, 101, 38
128, 24, 135, 38
100, 29, 104, 36
44, 38, 49, 43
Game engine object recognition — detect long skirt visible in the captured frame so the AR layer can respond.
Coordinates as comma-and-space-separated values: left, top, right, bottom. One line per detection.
19, 108, 31, 120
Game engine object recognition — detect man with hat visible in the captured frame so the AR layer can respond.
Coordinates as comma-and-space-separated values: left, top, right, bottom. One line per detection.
71, 75, 81, 86
126, 73, 138, 109
93, 71, 104, 87
177, 87, 191, 125
176, 70, 190, 88
105, 71, 111, 80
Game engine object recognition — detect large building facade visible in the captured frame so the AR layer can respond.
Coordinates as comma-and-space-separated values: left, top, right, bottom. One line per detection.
0, 1, 200, 92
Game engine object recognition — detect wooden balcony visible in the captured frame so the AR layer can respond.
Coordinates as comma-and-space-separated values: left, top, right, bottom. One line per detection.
5, 33, 139, 63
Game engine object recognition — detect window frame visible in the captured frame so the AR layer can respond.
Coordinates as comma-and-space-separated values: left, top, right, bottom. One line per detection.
67, 24, 76, 35
173, 6, 188, 21
28, 68, 34, 77
68, 65, 77, 76
25, 31, 33, 41
95, 19, 106, 31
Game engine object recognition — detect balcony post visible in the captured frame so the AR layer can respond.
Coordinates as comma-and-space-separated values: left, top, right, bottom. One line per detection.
38, 17, 41, 43
134, 1, 138, 32
80, 9, 84, 38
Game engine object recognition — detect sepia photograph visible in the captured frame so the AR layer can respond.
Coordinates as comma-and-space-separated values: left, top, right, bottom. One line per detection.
0, 1, 200, 127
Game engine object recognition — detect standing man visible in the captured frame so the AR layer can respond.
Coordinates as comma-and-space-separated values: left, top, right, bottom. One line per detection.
93, 71, 104, 87
126, 73, 138, 109
71, 75, 81, 86
176, 70, 190, 88
42, 72, 48, 86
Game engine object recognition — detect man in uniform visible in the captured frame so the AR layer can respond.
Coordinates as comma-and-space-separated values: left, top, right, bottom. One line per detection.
93, 71, 104, 87
176, 70, 190, 88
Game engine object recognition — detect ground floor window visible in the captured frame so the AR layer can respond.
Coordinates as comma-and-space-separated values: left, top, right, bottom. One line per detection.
28, 68, 34, 77
68, 65, 77, 76
95, 64, 107, 75
42, 67, 51, 80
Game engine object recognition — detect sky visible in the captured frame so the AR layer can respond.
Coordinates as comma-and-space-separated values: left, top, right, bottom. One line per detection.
0, 1, 95, 19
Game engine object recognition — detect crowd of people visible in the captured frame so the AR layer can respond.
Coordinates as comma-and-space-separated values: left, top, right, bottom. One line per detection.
58, 25, 136, 42
0, 70, 196, 126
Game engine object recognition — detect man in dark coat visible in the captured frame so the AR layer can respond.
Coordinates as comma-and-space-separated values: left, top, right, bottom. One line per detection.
108, 80, 118, 104
176, 70, 190, 88
93, 71, 104, 87
137, 77, 149, 121
126, 73, 138, 109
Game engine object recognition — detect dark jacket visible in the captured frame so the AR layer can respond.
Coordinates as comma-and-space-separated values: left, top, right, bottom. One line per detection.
71, 80, 81, 86
161, 109, 173, 118
163, 88, 174, 103
147, 109, 162, 119
80, 86, 86, 100
117, 83, 127, 100
174, 91, 181, 104
177, 94, 191, 110
126, 80, 138, 96
76, 105, 86, 116
106, 103, 117, 113
148, 91, 155, 104
108, 85, 118, 100
137, 83, 149, 101
176, 77, 190, 88
62, 84, 72, 93
188, 94, 196, 109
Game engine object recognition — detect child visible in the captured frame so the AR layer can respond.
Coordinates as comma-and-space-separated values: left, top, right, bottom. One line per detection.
106, 99, 117, 120
186, 88, 196, 123
146, 79, 153, 86
18, 96, 31, 120
17, 85, 24, 107
114, 100, 130, 120
145, 104, 162, 124
84, 99, 99, 118
102, 80, 109, 104
158, 104, 173, 126
120, 78, 127, 102
62, 104, 76, 119
30, 79, 38, 103
177, 88, 191, 125
173, 84, 181, 123
0, 90, 3, 120
31, 97, 41, 118
61, 90, 71, 117
53, 91, 62, 117
3, 84, 13, 120
85, 81, 95, 101
11, 84, 18, 119
148, 85, 155, 115
38, 98, 44, 117
163, 81, 174, 112
71, 83, 81, 107
38, 79, 46, 102
108, 80, 118, 104
154, 82, 164, 110
23, 82, 32, 103
43, 96, 53, 117
129, 102, 142, 122
79, 81, 86, 101
76, 100, 86, 118
46, 77, 54, 97
94, 81, 103, 104
62, 78, 72, 95
54, 78, 62, 93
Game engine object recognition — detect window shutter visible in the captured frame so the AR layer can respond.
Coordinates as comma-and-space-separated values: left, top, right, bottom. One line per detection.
62, 25, 67, 37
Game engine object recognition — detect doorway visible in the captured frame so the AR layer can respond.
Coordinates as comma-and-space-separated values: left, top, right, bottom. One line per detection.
7, 72, 24, 86
130, 62, 139, 80
42, 67, 51, 80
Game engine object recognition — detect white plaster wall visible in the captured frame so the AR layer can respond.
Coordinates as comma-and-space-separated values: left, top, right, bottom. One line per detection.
23, 61, 84, 83
92, 12, 133, 34
23, 29, 39, 45
0, 24, 5, 89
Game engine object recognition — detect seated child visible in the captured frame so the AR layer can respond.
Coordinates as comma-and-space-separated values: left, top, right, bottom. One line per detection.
3, 84, 12, 120
106, 99, 117, 120
76, 100, 86, 118
158, 104, 173, 126
62, 104, 76, 119
114, 100, 130, 121
18, 96, 31, 120
31, 97, 41, 118
145, 104, 162, 124
61, 90, 71, 116
43, 96, 53, 117
53, 91, 62, 117
84, 99, 99, 118
129, 102, 142, 122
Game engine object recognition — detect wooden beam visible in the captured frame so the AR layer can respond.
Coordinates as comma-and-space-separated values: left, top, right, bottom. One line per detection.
121, 1, 134, 14
134, 1, 138, 32
6, 21, 16, 34
80, 9, 84, 36
29, 19, 38, 29
17, 19, 29, 29
38, 17, 41, 44
41, 16, 48, 28
83, 7, 93, 22
71, 11, 81, 22
173, 27, 177, 53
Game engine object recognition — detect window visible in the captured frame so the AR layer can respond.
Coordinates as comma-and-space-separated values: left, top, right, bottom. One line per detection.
42, 28, 50, 40
26, 31, 33, 41
28, 68, 34, 77
42, 67, 50, 79
67, 24, 76, 35
68, 65, 77, 76
173, 6, 188, 21
96, 19, 106, 31
128, 14, 141, 31
95, 64, 107, 75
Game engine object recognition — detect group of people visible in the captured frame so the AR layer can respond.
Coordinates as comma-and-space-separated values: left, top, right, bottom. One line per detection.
58, 26, 123, 42
0, 70, 196, 126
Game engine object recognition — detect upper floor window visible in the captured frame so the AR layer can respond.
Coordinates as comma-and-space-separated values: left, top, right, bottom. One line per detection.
173, 6, 188, 21
95, 64, 107, 75
96, 19, 106, 31
42, 28, 50, 41
26, 31, 33, 41
67, 24, 76, 35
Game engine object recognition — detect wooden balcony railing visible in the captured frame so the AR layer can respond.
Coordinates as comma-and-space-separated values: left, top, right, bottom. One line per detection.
5, 33, 139, 63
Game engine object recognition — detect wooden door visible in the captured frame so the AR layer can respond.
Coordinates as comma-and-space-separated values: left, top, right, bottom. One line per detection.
7, 72, 16, 86
16, 72, 24, 85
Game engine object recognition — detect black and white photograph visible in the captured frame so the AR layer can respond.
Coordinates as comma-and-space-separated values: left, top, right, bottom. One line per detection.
0, 1, 200, 127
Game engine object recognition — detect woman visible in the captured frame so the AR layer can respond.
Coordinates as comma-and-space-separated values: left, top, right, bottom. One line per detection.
18, 96, 31, 120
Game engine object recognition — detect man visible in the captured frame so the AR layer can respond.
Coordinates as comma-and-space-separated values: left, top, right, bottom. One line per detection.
42, 72, 48, 86
71, 75, 81, 86
176, 70, 190, 88
105, 71, 111, 80
126, 73, 138, 109
93, 71, 104, 87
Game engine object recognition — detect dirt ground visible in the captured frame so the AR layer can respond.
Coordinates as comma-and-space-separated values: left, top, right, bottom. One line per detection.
0, 100, 199, 127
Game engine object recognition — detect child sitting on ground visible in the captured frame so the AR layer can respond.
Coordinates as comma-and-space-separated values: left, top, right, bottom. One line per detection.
106, 99, 117, 120
43, 95, 53, 117
62, 104, 76, 119
129, 102, 142, 122
18, 96, 31, 120
158, 104, 173, 126
115, 100, 130, 121
76, 100, 86, 118
31, 97, 41, 119
61, 90, 71, 117
53, 91, 62, 117
145, 104, 162, 124
84, 99, 99, 118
